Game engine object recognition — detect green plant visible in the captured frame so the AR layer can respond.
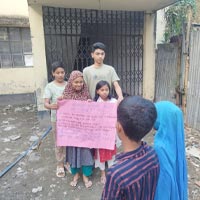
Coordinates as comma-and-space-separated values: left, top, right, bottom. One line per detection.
164, 0, 196, 42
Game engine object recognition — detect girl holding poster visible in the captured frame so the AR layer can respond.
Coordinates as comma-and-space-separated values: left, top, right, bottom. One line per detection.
63, 70, 93, 188
93, 80, 120, 185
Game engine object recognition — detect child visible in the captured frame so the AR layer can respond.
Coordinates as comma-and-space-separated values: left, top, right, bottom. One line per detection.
154, 101, 188, 200
83, 42, 123, 103
43, 61, 67, 178
63, 70, 94, 188
101, 96, 160, 200
93, 80, 119, 184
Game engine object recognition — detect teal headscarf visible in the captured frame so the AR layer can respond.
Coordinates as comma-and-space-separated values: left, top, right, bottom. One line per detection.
154, 101, 188, 200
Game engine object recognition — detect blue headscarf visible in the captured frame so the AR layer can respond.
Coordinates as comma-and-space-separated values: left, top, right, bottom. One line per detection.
154, 101, 188, 200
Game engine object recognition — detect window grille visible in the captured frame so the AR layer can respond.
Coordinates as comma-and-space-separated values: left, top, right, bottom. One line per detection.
0, 27, 33, 68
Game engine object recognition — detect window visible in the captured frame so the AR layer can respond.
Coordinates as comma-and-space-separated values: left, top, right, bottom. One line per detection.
0, 27, 33, 68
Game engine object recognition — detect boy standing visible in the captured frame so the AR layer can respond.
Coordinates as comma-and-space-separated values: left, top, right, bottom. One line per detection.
101, 96, 160, 200
83, 42, 123, 102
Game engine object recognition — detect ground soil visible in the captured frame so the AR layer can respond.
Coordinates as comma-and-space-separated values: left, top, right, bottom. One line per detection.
0, 104, 199, 200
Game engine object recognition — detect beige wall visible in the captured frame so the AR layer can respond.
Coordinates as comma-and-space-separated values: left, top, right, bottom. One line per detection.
0, 0, 37, 96
0, 1, 48, 111
143, 13, 156, 101
0, 68, 35, 94
28, 4, 48, 111
0, 0, 29, 16
28, 0, 178, 12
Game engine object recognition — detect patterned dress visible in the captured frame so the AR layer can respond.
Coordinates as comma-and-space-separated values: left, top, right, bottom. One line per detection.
63, 71, 94, 175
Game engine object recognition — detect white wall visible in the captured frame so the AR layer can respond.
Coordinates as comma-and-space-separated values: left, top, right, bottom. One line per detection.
156, 9, 166, 44
0, 0, 29, 16
143, 13, 156, 101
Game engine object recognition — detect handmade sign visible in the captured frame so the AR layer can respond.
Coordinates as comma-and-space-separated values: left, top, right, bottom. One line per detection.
56, 100, 117, 150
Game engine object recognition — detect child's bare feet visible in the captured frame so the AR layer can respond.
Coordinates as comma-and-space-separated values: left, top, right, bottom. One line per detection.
100, 176, 106, 184
83, 175, 92, 188
70, 173, 80, 187
64, 162, 71, 174
100, 170, 106, 184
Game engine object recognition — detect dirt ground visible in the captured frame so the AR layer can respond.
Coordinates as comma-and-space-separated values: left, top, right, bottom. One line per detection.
0, 104, 200, 200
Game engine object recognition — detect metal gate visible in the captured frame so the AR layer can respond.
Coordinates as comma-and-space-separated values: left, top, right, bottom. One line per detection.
43, 7, 144, 95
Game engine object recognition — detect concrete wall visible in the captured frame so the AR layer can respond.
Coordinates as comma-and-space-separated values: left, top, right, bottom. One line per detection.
0, 0, 29, 16
156, 9, 166, 44
0, 0, 37, 97
194, 0, 200, 23
0, 68, 35, 94
28, 5, 48, 111
143, 13, 156, 101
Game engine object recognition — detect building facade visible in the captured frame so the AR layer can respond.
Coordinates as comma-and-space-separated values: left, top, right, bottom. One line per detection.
0, 0, 179, 110
0, 0, 35, 102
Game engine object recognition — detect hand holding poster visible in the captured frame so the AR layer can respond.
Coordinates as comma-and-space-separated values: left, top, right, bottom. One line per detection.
56, 100, 117, 150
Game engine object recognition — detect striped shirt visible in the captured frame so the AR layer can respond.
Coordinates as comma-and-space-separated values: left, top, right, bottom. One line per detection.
101, 142, 159, 200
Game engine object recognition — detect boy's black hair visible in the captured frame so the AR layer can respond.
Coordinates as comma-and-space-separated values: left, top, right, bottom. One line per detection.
91, 42, 106, 52
51, 61, 65, 72
94, 80, 112, 101
117, 96, 157, 142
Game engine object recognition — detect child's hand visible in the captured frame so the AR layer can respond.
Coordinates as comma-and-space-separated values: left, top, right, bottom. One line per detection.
87, 99, 93, 102
117, 96, 123, 105
50, 103, 58, 110
57, 95, 64, 100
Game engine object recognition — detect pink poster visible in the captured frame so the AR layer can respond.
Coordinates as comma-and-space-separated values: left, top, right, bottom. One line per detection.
56, 100, 117, 150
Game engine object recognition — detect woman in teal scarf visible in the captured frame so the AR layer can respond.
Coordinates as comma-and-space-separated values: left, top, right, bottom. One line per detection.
154, 101, 188, 200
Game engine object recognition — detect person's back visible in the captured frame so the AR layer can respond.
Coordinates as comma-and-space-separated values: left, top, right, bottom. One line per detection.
154, 101, 188, 200
101, 96, 159, 200
102, 142, 159, 200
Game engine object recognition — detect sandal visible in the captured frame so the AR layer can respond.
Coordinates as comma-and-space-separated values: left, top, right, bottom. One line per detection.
56, 166, 65, 178
84, 180, 92, 188
70, 174, 80, 187
70, 180, 78, 187
100, 176, 106, 185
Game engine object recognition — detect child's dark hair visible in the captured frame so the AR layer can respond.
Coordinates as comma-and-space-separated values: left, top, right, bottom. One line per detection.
51, 61, 65, 72
94, 80, 112, 101
117, 96, 157, 142
91, 42, 106, 52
